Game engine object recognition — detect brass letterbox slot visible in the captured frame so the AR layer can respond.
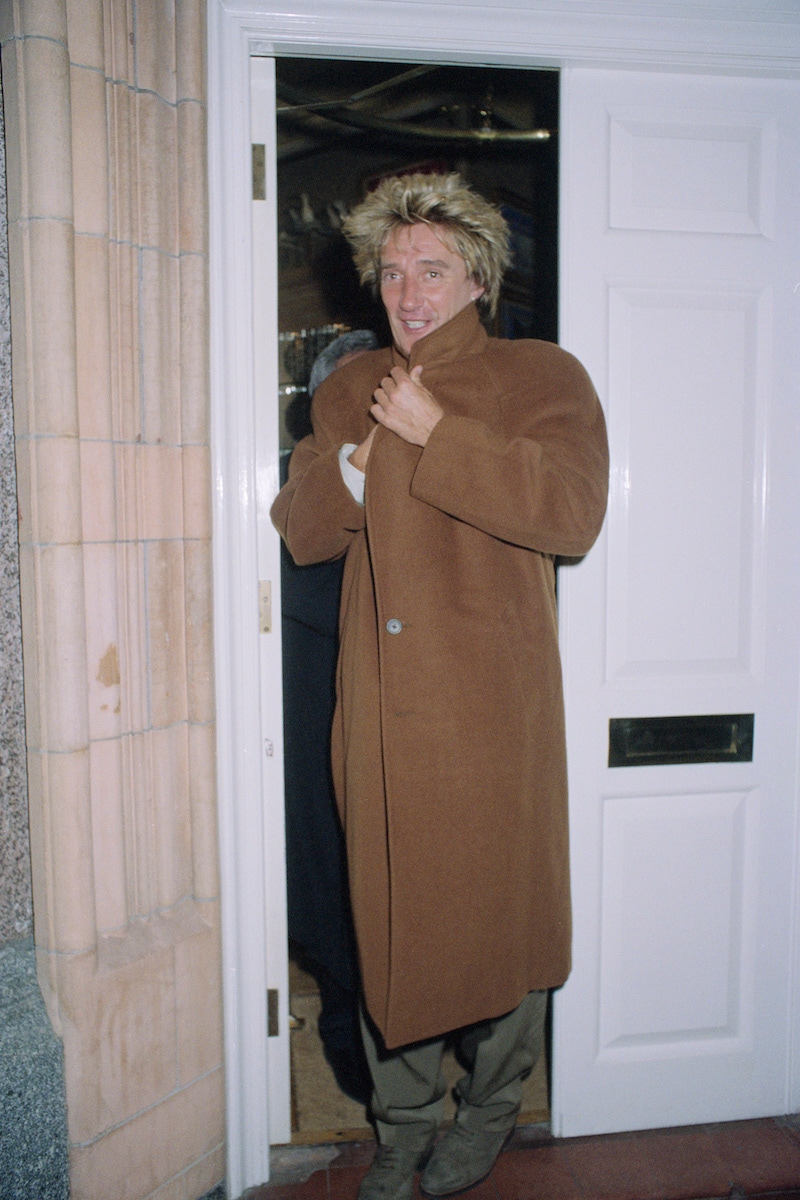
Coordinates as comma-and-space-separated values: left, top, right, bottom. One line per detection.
608, 714, 754, 768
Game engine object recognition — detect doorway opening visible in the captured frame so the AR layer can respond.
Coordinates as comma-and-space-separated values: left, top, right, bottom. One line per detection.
275, 56, 560, 1142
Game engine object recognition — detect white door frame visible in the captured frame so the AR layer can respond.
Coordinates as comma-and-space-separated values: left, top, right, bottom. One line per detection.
207, 3, 800, 1194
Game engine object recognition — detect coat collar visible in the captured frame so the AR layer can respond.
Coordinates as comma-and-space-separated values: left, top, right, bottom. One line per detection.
390, 302, 489, 372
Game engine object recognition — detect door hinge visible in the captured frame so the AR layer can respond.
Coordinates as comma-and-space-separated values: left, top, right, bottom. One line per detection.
267, 988, 279, 1037
252, 144, 266, 200
258, 580, 272, 633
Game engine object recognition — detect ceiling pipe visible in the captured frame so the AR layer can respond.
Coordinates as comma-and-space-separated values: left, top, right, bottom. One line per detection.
276, 80, 555, 144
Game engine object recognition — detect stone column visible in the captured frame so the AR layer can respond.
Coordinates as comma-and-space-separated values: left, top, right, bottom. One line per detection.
0, 34, 32, 946
0, 1, 224, 1196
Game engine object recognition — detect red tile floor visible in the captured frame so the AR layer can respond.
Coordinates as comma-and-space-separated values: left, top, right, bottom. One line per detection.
242, 1116, 800, 1200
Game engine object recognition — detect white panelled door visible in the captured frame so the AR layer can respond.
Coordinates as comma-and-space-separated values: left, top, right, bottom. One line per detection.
553, 69, 800, 1136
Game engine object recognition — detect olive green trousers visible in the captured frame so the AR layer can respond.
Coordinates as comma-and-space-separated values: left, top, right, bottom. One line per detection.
359, 989, 547, 1148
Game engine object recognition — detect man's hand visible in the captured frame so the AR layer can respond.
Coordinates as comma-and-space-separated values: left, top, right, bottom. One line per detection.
348, 424, 378, 472
371, 366, 443, 447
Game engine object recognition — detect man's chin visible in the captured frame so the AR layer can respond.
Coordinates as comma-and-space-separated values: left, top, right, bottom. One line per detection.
395, 325, 433, 355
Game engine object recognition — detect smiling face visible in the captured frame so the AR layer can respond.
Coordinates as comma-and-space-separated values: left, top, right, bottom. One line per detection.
379, 223, 485, 357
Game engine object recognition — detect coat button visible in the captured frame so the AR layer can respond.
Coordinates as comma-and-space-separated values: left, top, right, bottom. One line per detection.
386, 618, 403, 635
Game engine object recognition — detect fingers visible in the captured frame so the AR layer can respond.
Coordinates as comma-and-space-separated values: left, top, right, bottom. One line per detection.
390, 364, 425, 388
370, 366, 442, 447
375, 365, 428, 405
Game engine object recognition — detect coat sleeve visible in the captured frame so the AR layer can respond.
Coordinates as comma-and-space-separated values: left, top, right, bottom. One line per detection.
409, 344, 609, 558
270, 381, 368, 566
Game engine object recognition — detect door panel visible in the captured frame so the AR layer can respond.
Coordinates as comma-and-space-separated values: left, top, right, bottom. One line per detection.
553, 68, 800, 1136
597, 786, 759, 1048
606, 284, 765, 680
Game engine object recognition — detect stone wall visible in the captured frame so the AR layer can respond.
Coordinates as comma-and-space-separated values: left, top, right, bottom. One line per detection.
0, 2, 224, 1196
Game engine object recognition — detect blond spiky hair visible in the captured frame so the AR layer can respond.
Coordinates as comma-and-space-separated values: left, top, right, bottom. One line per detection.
342, 172, 511, 318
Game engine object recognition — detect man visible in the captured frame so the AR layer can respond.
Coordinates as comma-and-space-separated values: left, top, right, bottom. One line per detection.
271, 172, 608, 1200
281, 330, 378, 1103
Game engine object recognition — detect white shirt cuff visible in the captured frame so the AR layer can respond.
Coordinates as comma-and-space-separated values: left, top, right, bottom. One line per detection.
339, 443, 365, 506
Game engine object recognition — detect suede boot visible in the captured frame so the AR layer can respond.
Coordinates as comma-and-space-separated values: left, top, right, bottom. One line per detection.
358, 1138, 435, 1200
420, 1124, 514, 1197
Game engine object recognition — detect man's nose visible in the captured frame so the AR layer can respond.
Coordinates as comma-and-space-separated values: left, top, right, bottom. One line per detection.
399, 276, 421, 309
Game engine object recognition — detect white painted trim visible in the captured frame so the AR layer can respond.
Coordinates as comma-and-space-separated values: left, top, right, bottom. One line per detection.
232, 0, 800, 75
207, 2, 800, 1192
549, 63, 578, 1137
208, 5, 272, 1196
251, 55, 293, 1149
790, 632, 800, 1113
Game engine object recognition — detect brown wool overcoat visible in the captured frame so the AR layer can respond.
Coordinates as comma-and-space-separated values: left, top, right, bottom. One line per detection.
271, 303, 609, 1049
